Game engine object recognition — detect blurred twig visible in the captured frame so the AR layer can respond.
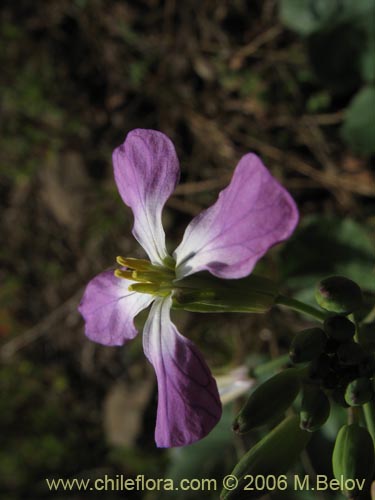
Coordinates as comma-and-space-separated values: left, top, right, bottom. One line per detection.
167, 197, 202, 216
230, 25, 283, 69
174, 175, 231, 195
270, 111, 345, 127
242, 135, 375, 197
0, 289, 83, 361
186, 111, 375, 197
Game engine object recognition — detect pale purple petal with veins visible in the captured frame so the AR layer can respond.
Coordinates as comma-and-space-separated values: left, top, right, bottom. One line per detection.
78, 271, 153, 346
174, 153, 299, 279
143, 296, 222, 447
112, 129, 180, 265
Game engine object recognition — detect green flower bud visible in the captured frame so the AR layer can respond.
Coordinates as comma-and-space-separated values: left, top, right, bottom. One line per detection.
322, 371, 340, 390
332, 424, 374, 499
324, 315, 355, 343
308, 354, 331, 381
357, 322, 375, 351
344, 377, 374, 406
358, 355, 375, 378
221, 416, 311, 500
337, 342, 365, 366
324, 338, 341, 354
331, 386, 350, 408
289, 328, 327, 364
232, 369, 301, 434
300, 385, 330, 432
339, 366, 361, 387
316, 276, 363, 314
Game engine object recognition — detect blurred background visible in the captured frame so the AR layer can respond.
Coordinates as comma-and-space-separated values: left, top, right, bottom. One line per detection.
1, 0, 374, 499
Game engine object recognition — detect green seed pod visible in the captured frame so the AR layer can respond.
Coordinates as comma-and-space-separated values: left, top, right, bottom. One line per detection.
289, 328, 327, 364
357, 322, 375, 351
331, 386, 350, 408
337, 342, 365, 366
316, 276, 363, 314
325, 337, 341, 354
232, 369, 300, 434
324, 315, 355, 343
344, 377, 374, 406
329, 353, 341, 372
322, 371, 340, 390
308, 353, 331, 381
359, 355, 375, 378
300, 385, 330, 432
221, 416, 311, 500
339, 366, 361, 388
172, 273, 278, 313
332, 424, 375, 499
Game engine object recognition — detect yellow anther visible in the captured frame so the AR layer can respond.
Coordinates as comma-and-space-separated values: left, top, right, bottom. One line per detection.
128, 283, 173, 297
114, 269, 135, 280
115, 256, 176, 295
116, 256, 153, 271
132, 271, 155, 283
128, 283, 161, 294
133, 269, 173, 282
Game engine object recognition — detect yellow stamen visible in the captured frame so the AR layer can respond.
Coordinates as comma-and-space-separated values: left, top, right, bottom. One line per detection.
115, 256, 176, 297
114, 269, 135, 280
128, 283, 161, 294
128, 283, 172, 297
116, 256, 154, 271
133, 269, 174, 282
131, 271, 155, 283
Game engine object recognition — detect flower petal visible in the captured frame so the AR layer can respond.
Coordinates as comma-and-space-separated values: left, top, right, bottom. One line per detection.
78, 270, 153, 346
143, 296, 222, 447
174, 153, 299, 279
113, 129, 180, 264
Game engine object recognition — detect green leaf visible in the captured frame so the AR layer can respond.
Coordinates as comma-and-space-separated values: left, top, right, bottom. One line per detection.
306, 23, 364, 93
280, 0, 375, 92
281, 216, 375, 304
341, 86, 375, 155
280, 0, 375, 35
279, 0, 340, 36
359, 4, 375, 83
361, 48, 375, 84
162, 407, 235, 499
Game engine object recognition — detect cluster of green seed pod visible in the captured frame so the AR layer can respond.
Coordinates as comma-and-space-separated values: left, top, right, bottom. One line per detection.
315, 276, 375, 499
290, 318, 375, 411
332, 423, 374, 499
221, 276, 374, 500
289, 277, 374, 422
222, 416, 311, 500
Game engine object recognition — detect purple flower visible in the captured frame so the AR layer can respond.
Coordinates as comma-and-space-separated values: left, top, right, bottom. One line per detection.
78, 129, 299, 447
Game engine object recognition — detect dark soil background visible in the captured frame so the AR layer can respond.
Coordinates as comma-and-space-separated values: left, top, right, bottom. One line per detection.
0, 1, 374, 499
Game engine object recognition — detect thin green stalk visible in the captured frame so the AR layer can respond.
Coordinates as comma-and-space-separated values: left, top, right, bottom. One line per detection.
349, 313, 360, 343
363, 402, 375, 447
252, 354, 290, 378
348, 406, 360, 425
275, 295, 326, 322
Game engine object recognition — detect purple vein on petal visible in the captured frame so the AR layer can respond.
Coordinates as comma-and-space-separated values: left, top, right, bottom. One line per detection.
78, 270, 153, 346
174, 153, 299, 279
142, 296, 222, 447
112, 129, 180, 264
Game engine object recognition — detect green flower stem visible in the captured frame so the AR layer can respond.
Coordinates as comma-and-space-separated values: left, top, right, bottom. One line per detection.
349, 313, 359, 343
348, 406, 360, 425
252, 354, 290, 378
275, 295, 326, 322
363, 304, 375, 324
363, 402, 375, 447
